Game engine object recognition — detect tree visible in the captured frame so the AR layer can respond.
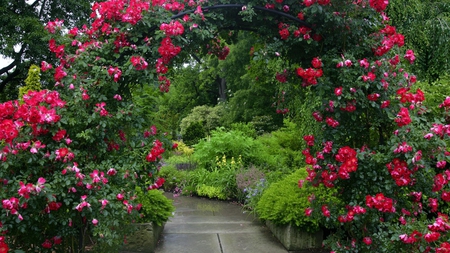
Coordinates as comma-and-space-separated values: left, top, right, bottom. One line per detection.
0, 0, 91, 99
387, 0, 450, 82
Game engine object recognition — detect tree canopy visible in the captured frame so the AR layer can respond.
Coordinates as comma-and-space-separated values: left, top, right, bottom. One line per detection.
0, 0, 91, 98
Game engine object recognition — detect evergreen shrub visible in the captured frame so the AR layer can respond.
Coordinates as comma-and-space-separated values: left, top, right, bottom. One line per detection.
135, 188, 175, 226
182, 121, 205, 146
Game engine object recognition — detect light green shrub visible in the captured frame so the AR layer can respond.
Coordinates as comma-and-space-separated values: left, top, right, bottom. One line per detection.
180, 105, 225, 136
256, 168, 340, 233
135, 188, 175, 226
196, 185, 227, 200
192, 127, 270, 169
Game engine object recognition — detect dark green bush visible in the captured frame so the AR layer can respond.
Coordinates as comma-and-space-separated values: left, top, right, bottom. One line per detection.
256, 168, 340, 233
135, 188, 175, 226
182, 121, 206, 146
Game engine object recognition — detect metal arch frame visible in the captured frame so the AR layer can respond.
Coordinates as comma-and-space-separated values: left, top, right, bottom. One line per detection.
170, 4, 311, 28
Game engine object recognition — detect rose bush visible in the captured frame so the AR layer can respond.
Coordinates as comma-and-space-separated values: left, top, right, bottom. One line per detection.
1, 0, 449, 252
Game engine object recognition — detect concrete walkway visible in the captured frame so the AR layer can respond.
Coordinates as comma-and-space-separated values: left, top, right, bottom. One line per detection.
155, 193, 289, 253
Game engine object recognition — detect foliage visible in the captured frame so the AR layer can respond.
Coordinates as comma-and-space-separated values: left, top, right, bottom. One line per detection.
180, 105, 225, 136
192, 128, 270, 169
0, 88, 172, 252
387, 0, 450, 82
414, 75, 450, 120
236, 165, 266, 206
229, 122, 257, 139
0, 0, 91, 97
19, 64, 41, 100
2, 0, 450, 252
182, 121, 206, 146
196, 185, 227, 200
223, 55, 285, 131
135, 188, 175, 226
172, 141, 195, 157
255, 119, 306, 169
256, 168, 339, 233
182, 155, 243, 200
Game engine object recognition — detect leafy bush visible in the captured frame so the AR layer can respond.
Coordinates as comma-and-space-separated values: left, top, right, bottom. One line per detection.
19, 64, 41, 100
250, 115, 281, 135
182, 121, 206, 146
196, 185, 227, 200
158, 165, 188, 192
136, 188, 175, 226
165, 153, 197, 171
180, 105, 225, 136
229, 122, 257, 138
414, 75, 450, 120
172, 141, 194, 156
256, 168, 340, 233
193, 128, 271, 169
255, 119, 306, 169
181, 155, 242, 200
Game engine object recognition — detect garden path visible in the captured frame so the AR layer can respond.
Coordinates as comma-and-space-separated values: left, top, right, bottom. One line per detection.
155, 193, 289, 253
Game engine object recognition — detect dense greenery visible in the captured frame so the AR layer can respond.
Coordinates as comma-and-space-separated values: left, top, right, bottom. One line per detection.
135, 188, 175, 226
0, 0, 91, 98
256, 168, 339, 232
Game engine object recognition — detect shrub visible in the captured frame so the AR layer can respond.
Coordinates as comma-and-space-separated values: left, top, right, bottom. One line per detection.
165, 153, 197, 171
182, 156, 242, 200
250, 115, 281, 135
229, 122, 257, 138
255, 119, 306, 169
256, 168, 340, 233
236, 165, 265, 202
414, 75, 450, 120
180, 105, 225, 136
196, 185, 227, 200
192, 128, 269, 169
182, 121, 205, 146
172, 141, 194, 156
19, 64, 41, 100
158, 165, 188, 192
135, 188, 175, 226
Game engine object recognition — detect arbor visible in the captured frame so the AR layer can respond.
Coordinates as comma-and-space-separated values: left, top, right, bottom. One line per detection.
0, 0, 91, 99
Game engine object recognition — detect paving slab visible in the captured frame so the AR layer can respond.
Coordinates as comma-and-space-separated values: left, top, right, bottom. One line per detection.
156, 233, 222, 253
220, 232, 288, 253
155, 193, 288, 253
167, 215, 256, 224
163, 222, 265, 234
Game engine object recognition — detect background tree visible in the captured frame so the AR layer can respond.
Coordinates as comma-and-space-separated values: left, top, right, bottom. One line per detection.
387, 0, 450, 82
0, 0, 91, 100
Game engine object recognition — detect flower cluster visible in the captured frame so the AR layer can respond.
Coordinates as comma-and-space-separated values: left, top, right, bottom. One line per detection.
335, 146, 358, 180
207, 38, 230, 60
386, 158, 415, 186
337, 205, 366, 223
365, 193, 396, 213
296, 57, 323, 86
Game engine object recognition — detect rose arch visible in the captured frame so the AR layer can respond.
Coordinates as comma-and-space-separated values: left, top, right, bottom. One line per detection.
1, 0, 450, 252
